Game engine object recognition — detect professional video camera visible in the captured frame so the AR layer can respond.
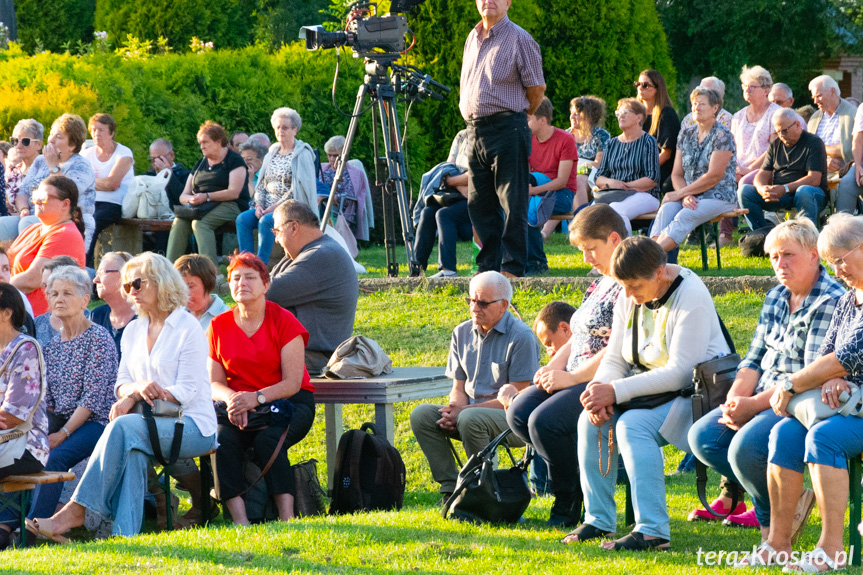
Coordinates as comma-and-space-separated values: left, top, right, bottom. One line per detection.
300, 0, 424, 59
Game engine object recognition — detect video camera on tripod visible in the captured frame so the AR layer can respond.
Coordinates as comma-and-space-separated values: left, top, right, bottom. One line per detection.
300, 0, 450, 277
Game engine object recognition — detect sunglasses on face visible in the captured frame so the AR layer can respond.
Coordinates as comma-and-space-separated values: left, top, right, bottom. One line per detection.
10, 137, 34, 147
633, 81, 655, 89
122, 277, 146, 293
464, 297, 502, 309
31, 194, 60, 205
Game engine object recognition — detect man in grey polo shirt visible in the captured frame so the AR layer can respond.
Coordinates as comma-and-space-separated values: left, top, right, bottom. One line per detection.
410, 271, 540, 501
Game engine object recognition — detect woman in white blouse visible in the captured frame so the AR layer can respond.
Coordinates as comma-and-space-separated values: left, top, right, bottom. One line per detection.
27, 252, 217, 540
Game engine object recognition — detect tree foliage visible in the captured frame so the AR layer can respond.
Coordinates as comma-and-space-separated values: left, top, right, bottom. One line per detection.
15, 0, 94, 53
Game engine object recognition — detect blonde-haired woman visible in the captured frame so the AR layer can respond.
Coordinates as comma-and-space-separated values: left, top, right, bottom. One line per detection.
236, 107, 316, 264
28, 252, 217, 540
635, 70, 679, 193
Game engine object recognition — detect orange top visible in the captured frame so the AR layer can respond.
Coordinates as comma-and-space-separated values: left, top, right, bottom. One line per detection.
8, 222, 85, 316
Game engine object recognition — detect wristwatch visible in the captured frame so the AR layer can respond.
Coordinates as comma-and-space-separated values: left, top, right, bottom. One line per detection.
256, 391, 267, 405
783, 184, 790, 195
50, 165, 60, 174
782, 380, 796, 395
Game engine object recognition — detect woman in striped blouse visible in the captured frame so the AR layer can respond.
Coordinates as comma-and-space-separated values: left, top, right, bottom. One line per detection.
593, 98, 661, 236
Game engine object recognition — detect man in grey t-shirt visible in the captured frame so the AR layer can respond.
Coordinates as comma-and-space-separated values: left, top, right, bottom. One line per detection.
267, 200, 358, 375
410, 271, 540, 502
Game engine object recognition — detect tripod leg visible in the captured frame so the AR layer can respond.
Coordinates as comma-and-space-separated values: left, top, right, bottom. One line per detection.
320, 83, 370, 232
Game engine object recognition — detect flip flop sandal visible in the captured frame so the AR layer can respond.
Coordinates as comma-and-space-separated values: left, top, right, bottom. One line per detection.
25, 518, 70, 544
561, 523, 614, 544
782, 547, 846, 573
733, 542, 778, 568
608, 531, 670, 552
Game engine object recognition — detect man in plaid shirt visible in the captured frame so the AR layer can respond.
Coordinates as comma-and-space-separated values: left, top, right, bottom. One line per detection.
460, 0, 545, 277
687, 218, 845, 536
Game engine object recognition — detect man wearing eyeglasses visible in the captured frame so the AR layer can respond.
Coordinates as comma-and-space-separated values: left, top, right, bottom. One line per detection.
738, 108, 828, 232
410, 271, 539, 504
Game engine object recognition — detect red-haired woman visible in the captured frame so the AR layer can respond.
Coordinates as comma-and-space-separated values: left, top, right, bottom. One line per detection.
208, 252, 315, 524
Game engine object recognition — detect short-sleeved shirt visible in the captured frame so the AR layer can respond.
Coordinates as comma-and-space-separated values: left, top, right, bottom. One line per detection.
8, 221, 86, 316
596, 133, 661, 198
738, 267, 845, 392
21, 154, 96, 217
208, 300, 314, 394
445, 312, 540, 403
89, 304, 135, 358
81, 143, 135, 205
0, 335, 48, 465
566, 276, 622, 372
761, 130, 828, 191
643, 105, 680, 185
576, 126, 611, 162
44, 324, 118, 425
853, 102, 863, 135
815, 109, 841, 146
190, 148, 250, 211
677, 122, 738, 203
195, 295, 230, 332
530, 127, 579, 191
731, 103, 781, 170
459, 16, 544, 121
819, 290, 863, 387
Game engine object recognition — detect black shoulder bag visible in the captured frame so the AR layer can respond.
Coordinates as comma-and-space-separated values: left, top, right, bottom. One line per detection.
131, 399, 184, 468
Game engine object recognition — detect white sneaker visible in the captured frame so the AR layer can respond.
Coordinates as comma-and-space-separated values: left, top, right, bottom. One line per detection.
429, 269, 458, 278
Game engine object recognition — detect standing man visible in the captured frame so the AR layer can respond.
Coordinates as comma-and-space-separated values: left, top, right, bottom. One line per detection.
460, 0, 545, 277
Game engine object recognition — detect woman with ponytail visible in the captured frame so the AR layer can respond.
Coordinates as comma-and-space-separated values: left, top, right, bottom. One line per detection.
7, 175, 86, 316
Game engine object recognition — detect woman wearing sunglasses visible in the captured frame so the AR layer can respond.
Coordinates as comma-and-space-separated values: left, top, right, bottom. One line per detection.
635, 70, 679, 194
90, 251, 136, 357
28, 252, 217, 541
0, 119, 44, 242
7, 175, 86, 317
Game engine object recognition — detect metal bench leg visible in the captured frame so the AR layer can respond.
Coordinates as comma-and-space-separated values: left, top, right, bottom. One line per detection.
199, 455, 214, 526
698, 224, 709, 271
714, 221, 722, 270
624, 477, 635, 526
850, 456, 861, 566
19, 491, 29, 548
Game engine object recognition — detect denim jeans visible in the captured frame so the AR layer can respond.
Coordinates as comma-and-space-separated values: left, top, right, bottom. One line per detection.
87, 202, 123, 267
71, 414, 216, 537
412, 200, 472, 272
526, 188, 574, 269
507, 384, 586, 503
835, 168, 863, 214
236, 208, 276, 263
467, 112, 531, 276
769, 414, 863, 473
689, 406, 782, 526
738, 184, 826, 230
27, 420, 105, 520
578, 400, 675, 539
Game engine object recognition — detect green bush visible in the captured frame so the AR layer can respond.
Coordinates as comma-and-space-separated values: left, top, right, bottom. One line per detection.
15, 0, 95, 53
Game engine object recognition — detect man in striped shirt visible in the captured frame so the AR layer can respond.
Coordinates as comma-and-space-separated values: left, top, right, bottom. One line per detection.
460, 0, 545, 277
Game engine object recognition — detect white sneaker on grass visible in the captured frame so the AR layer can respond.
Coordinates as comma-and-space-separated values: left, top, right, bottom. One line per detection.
429, 269, 458, 278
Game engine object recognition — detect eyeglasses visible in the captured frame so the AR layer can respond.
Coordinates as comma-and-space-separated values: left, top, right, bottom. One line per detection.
465, 297, 503, 309
633, 81, 655, 89
614, 109, 633, 118
771, 97, 790, 106
10, 137, 33, 147
122, 277, 147, 293
829, 245, 860, 270
149, 154, 164, 164
31, 194, 60, 205
95, 269, 120, 278
774, 123, 796, 136
742, 84, 764, 92
273, 220, 296, 234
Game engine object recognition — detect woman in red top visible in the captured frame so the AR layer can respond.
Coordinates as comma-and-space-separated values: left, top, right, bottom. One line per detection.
8, 175, 86, 316
208, 252, 315, 524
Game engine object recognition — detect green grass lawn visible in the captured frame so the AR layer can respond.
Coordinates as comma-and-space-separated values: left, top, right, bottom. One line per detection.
8, 285, 858, 574
355, 230, 777, 278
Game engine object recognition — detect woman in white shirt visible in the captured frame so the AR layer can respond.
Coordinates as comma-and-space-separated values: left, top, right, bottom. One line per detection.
27, 252, 217, 540
81, 113, 134, 268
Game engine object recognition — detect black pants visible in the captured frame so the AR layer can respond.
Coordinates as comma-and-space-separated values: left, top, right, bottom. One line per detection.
87, 202, 124, 267
506, 383, 588, 502
0, 450, 43, 480
466, 112, 531, 276
215, 389, 315, 500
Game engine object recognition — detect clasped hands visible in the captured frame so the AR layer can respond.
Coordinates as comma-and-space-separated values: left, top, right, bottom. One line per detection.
755, 184, 785, 202
717, 395, 759, 431
436, 403, 465, 432
580, 382, 616, 426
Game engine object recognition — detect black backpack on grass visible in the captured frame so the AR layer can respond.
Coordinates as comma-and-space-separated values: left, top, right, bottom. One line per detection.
329, 422, 406, 514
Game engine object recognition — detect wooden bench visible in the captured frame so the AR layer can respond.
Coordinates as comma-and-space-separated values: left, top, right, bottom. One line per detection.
0, 471, 75, 547
94, 218, 238, 264
694, 208, 749, 271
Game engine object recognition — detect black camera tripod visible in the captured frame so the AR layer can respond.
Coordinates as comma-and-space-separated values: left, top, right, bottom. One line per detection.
320, 57, 447, 277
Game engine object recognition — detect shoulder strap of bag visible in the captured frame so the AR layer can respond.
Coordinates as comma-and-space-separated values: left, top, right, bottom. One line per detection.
695, 458, 739, 519
716, 313, 736, 354
631, 305, 645, 371
141, 402, 184, 468
0, 337, 46, 433
242, 425, 290, 496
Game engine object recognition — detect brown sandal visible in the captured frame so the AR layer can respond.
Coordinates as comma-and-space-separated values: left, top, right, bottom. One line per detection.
562, 523, 614, 544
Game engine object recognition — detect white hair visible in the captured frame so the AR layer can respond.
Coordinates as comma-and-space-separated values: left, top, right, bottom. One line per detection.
819, 212, 863, 256
809, 74, 840, 97
15, 118, 44, 141
469, 271, 513, 303
772, 82, 793, 100
773, 107, 799, 125
271, 107, 302, 132
740, 65, 773, 90
324, 135, 346, 155
700, 76, 726, 99
47, 266, 92, 297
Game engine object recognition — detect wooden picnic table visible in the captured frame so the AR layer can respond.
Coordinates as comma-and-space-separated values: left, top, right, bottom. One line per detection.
312, 366, 451, 489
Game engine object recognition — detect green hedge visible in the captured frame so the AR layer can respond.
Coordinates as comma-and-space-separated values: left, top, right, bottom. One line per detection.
15, 0, 94, 53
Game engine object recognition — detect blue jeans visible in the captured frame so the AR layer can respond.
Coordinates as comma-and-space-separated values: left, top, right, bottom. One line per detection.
236, 208, 276, 263
689, 406, 782, 526
527, 188, 574, 269
769, 414, 863, 473
71, 415, 216, 537
578, 400, 675, 539
738, 184, 826, 230
412, 200, 472, 272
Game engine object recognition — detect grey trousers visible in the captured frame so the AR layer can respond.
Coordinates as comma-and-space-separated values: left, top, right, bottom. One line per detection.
835, 169, 863, 214
410, 403, 523, 494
